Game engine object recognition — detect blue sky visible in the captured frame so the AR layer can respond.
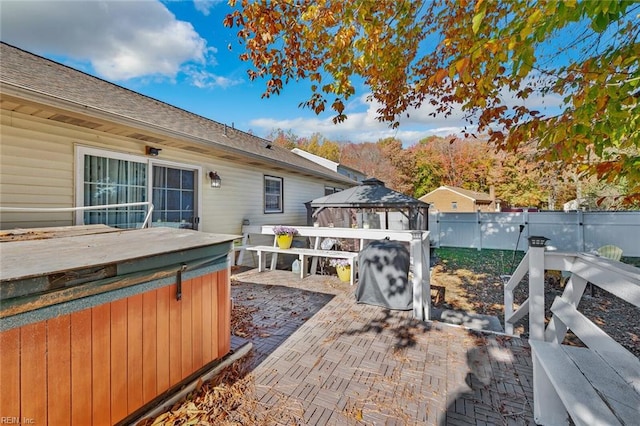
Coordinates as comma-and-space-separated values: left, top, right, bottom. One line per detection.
0, 0, 559, 146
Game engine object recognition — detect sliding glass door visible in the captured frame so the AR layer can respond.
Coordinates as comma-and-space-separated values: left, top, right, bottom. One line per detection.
152, 165, 198, 229
77, 147, 200, 229
82, 154, 148, 228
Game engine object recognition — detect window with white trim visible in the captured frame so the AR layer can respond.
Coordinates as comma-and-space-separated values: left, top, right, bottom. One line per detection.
264, 175, 283, 213
76, 146, 201, 229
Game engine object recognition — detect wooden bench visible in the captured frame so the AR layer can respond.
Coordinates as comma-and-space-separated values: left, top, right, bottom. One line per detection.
245, 245, 359, 285
237, 225, 432, 321
530, 296, 640, 425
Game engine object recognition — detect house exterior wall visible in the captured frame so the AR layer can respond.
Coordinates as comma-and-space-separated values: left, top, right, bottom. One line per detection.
0, 109, 337, 233
420, 188, 494, 213
421, 189, 477, 212
336, 165, 366, 182
1, 110, 77, 227
209, 161, 327, 232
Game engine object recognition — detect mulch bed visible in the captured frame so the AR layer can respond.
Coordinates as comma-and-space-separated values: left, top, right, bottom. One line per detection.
138, 285, 299, 426
430, 258, 640, 358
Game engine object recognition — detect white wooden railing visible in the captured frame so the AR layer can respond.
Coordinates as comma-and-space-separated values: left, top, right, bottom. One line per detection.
504, 244, 640, 339
237, 225, 431, 321
504, 241, 640, 424
0, 202, 155, 229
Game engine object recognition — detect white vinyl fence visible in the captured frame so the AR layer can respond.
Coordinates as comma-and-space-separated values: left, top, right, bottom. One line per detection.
428, 211, 640, 257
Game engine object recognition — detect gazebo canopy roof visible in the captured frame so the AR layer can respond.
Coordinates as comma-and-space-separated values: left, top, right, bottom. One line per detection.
310, 178, 429, 209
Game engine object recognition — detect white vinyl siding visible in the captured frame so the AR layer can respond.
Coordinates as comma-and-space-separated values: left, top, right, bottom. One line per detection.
200, 165, 326, 232
1, 108, 344, 233
0, 110, 75, 228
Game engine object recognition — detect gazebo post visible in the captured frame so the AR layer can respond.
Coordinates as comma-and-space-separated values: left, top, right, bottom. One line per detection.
411, 230, 430, 321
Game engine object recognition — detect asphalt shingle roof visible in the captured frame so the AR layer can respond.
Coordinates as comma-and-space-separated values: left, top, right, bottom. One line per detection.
311, 178, 429, 208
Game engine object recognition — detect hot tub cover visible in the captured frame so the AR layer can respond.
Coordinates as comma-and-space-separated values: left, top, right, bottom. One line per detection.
355, 240, 412, 310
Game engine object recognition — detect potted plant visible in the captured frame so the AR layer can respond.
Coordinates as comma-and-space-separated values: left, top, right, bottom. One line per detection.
273, 225, 298, 249
329, 258, 351, 282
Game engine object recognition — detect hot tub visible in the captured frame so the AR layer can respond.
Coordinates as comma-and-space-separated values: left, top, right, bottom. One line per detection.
0, 225, 238, 425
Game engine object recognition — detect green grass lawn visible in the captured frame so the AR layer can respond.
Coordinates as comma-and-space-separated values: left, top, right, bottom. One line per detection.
434, 247, 526, 278
435, 246, 639, 272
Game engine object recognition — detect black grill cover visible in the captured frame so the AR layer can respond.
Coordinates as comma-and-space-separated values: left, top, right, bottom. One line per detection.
356, 240, 411, 310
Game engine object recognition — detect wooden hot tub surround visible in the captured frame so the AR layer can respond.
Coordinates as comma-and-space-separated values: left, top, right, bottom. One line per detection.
0, 226, 237, 425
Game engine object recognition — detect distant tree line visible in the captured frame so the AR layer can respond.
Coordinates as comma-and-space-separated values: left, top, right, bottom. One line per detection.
270, 129, 638, 211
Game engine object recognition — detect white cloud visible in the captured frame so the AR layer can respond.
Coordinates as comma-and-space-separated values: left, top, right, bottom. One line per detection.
498, 73, 564, 112
250, 113, 468, 146
193, 0, 223, 16
185, 66, 243, 89
251, 77, 564, 146
251, 92, 472, 146
0, 0, 211, 81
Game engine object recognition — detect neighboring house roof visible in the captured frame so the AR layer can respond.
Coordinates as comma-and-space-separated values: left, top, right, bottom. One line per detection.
0, 42, 355, 186
292, 148, 366, 179
291, 148, 339, 172
311, 178, 429, 209
420, 185, 493, 203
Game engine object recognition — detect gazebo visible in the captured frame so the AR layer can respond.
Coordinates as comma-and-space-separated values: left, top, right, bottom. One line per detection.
306, 178, 429, 230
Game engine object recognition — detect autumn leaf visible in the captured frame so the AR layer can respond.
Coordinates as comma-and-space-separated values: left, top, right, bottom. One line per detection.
455, 57, 470, 75
472, 10, 485, 34
434, 68, 448, 83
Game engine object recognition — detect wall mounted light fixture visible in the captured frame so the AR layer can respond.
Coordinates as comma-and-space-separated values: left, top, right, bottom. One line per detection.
146, 146, 162, 156
209, 171, 221, 188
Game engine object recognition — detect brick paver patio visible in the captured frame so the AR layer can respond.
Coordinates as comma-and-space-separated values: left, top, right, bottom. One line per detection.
230, 268, 535, 425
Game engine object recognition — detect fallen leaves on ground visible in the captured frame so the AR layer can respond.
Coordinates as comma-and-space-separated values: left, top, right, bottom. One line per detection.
231, 304, 260, 338
138, 302, 303, 426
139, 360, 281, 425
